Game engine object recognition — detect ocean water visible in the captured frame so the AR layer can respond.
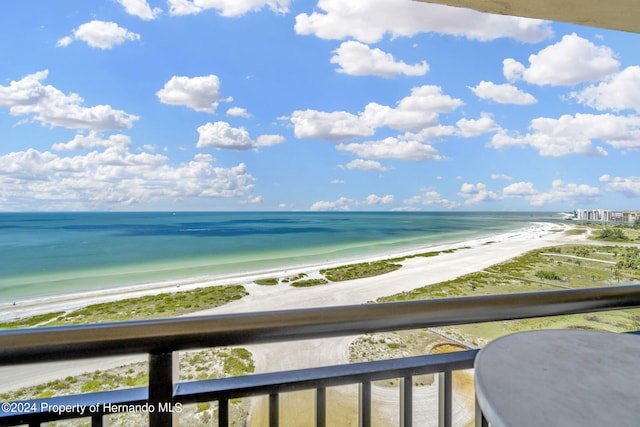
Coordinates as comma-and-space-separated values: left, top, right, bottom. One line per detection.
0, 211, 561, 301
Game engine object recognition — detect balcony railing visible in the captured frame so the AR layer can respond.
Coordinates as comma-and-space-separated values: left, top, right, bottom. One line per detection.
1, 284, 640, 427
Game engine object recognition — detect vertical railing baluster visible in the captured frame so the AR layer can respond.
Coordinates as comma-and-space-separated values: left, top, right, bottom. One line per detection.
149, 351, 178, 427
269, 393, 279, 427
92, 413, 104, 427
400, 376, 412, 427
359, 381, 372, 427
218, 399, 229, 427
316, 387, 326, 427
438, 371, 453, 427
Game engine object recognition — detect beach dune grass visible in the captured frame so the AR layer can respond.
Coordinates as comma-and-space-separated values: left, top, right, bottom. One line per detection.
320, 260, 402, 282
57, 284, 248, 324
0, 284, 248, 328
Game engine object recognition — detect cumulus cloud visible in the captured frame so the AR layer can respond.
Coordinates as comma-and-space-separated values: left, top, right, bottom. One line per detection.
0, 70, 138, 131
226, 106, 251, 117
167, 0, 290, 17
339, 159, 391, 172
295, 0, 551, 44
502, 181, 537, 196
330, 41, 429, 78
600, 175, 640, 197
571, 66, 640, 113
503, 33, 619, 86
403, 188, 458, 209
469, 81, 537, 105
52, 132, 132, 151
290, 85, 462, 141
490, 113, 640, 156
456, 114, 500, 137
458, 182, 501, 205
57, 20, 140, 50
491, 173, 513, 181
310, 193, 394, 211
117, 0, 162, 20
196, 121, 284, 151
522, 180, 600, 206
290, 110, 373, 141
156, 75, 231, 113
0, 146, 255, 210
338, 137, 442, 161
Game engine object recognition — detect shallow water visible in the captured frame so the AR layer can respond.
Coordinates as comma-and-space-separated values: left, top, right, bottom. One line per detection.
0, 211, 562, 301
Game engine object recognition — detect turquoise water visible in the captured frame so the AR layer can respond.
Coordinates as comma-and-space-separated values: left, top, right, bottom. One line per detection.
0, 211, 562, 301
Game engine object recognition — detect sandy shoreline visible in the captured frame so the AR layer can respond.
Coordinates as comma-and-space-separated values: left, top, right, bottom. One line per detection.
0, 221, 584, 400
0, 222, 569, 323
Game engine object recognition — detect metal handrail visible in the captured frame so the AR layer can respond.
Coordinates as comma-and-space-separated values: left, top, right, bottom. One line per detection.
2, 285, 640, 427
2, 284, 640, 365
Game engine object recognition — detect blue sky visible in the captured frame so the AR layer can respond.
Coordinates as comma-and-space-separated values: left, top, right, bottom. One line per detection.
1, 0, 639, 212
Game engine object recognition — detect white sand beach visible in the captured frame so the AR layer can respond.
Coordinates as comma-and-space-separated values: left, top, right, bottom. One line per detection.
0, 222, 586, 425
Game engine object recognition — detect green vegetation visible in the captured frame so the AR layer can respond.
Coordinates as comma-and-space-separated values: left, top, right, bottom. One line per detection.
0, 311, 64, 329
0, 285, 248, 328
280, 273, 308, 283
290, 278, 329, 287
595, 227, 629, 241
254, 278, 279, 286
535, 270, 562, 281
378, 243, 640, 345
321, 260, 402, 282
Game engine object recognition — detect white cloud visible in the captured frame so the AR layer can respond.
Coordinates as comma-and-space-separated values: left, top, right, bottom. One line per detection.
52, 132, 132, 151
295, 0, 551, 44
362, 86, 463, 131
456, 114, 500, 137
240, 195, 264, 204
504, 33, 619, 86
196, 121, 284, 151
502, 181, 537, 196
117, 0, 162, 20
0, 147, 255, 210
469, 81, 537, 105
338, 137, 442, 161
458, 182, 501, 205
600, 175, 640, 197
339, 159, 390, 172
490, 113, 640, 156
226, 106, 251, 117
291, 85, 462, 141
0, 70, 139, 131
310, 193, 394, 211
156, 75, 231, 113
403, 189, 458, 209
310, 197, 353, 211
167, 0, 290, 17
523, 180, 600, 206
57, 20, 140, 50
571, 66, 640, 113
290, 110, 374, 141
330, 41, 429, 78
491, 173, 513, 181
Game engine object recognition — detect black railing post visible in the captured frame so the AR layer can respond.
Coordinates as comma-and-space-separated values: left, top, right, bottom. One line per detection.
438, 371, 452, 427
316, 387, 326, 427
269, 393, 279, 427
149, 351, 178, 427
359, 381, 371, 427
400, 376, 413, 427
